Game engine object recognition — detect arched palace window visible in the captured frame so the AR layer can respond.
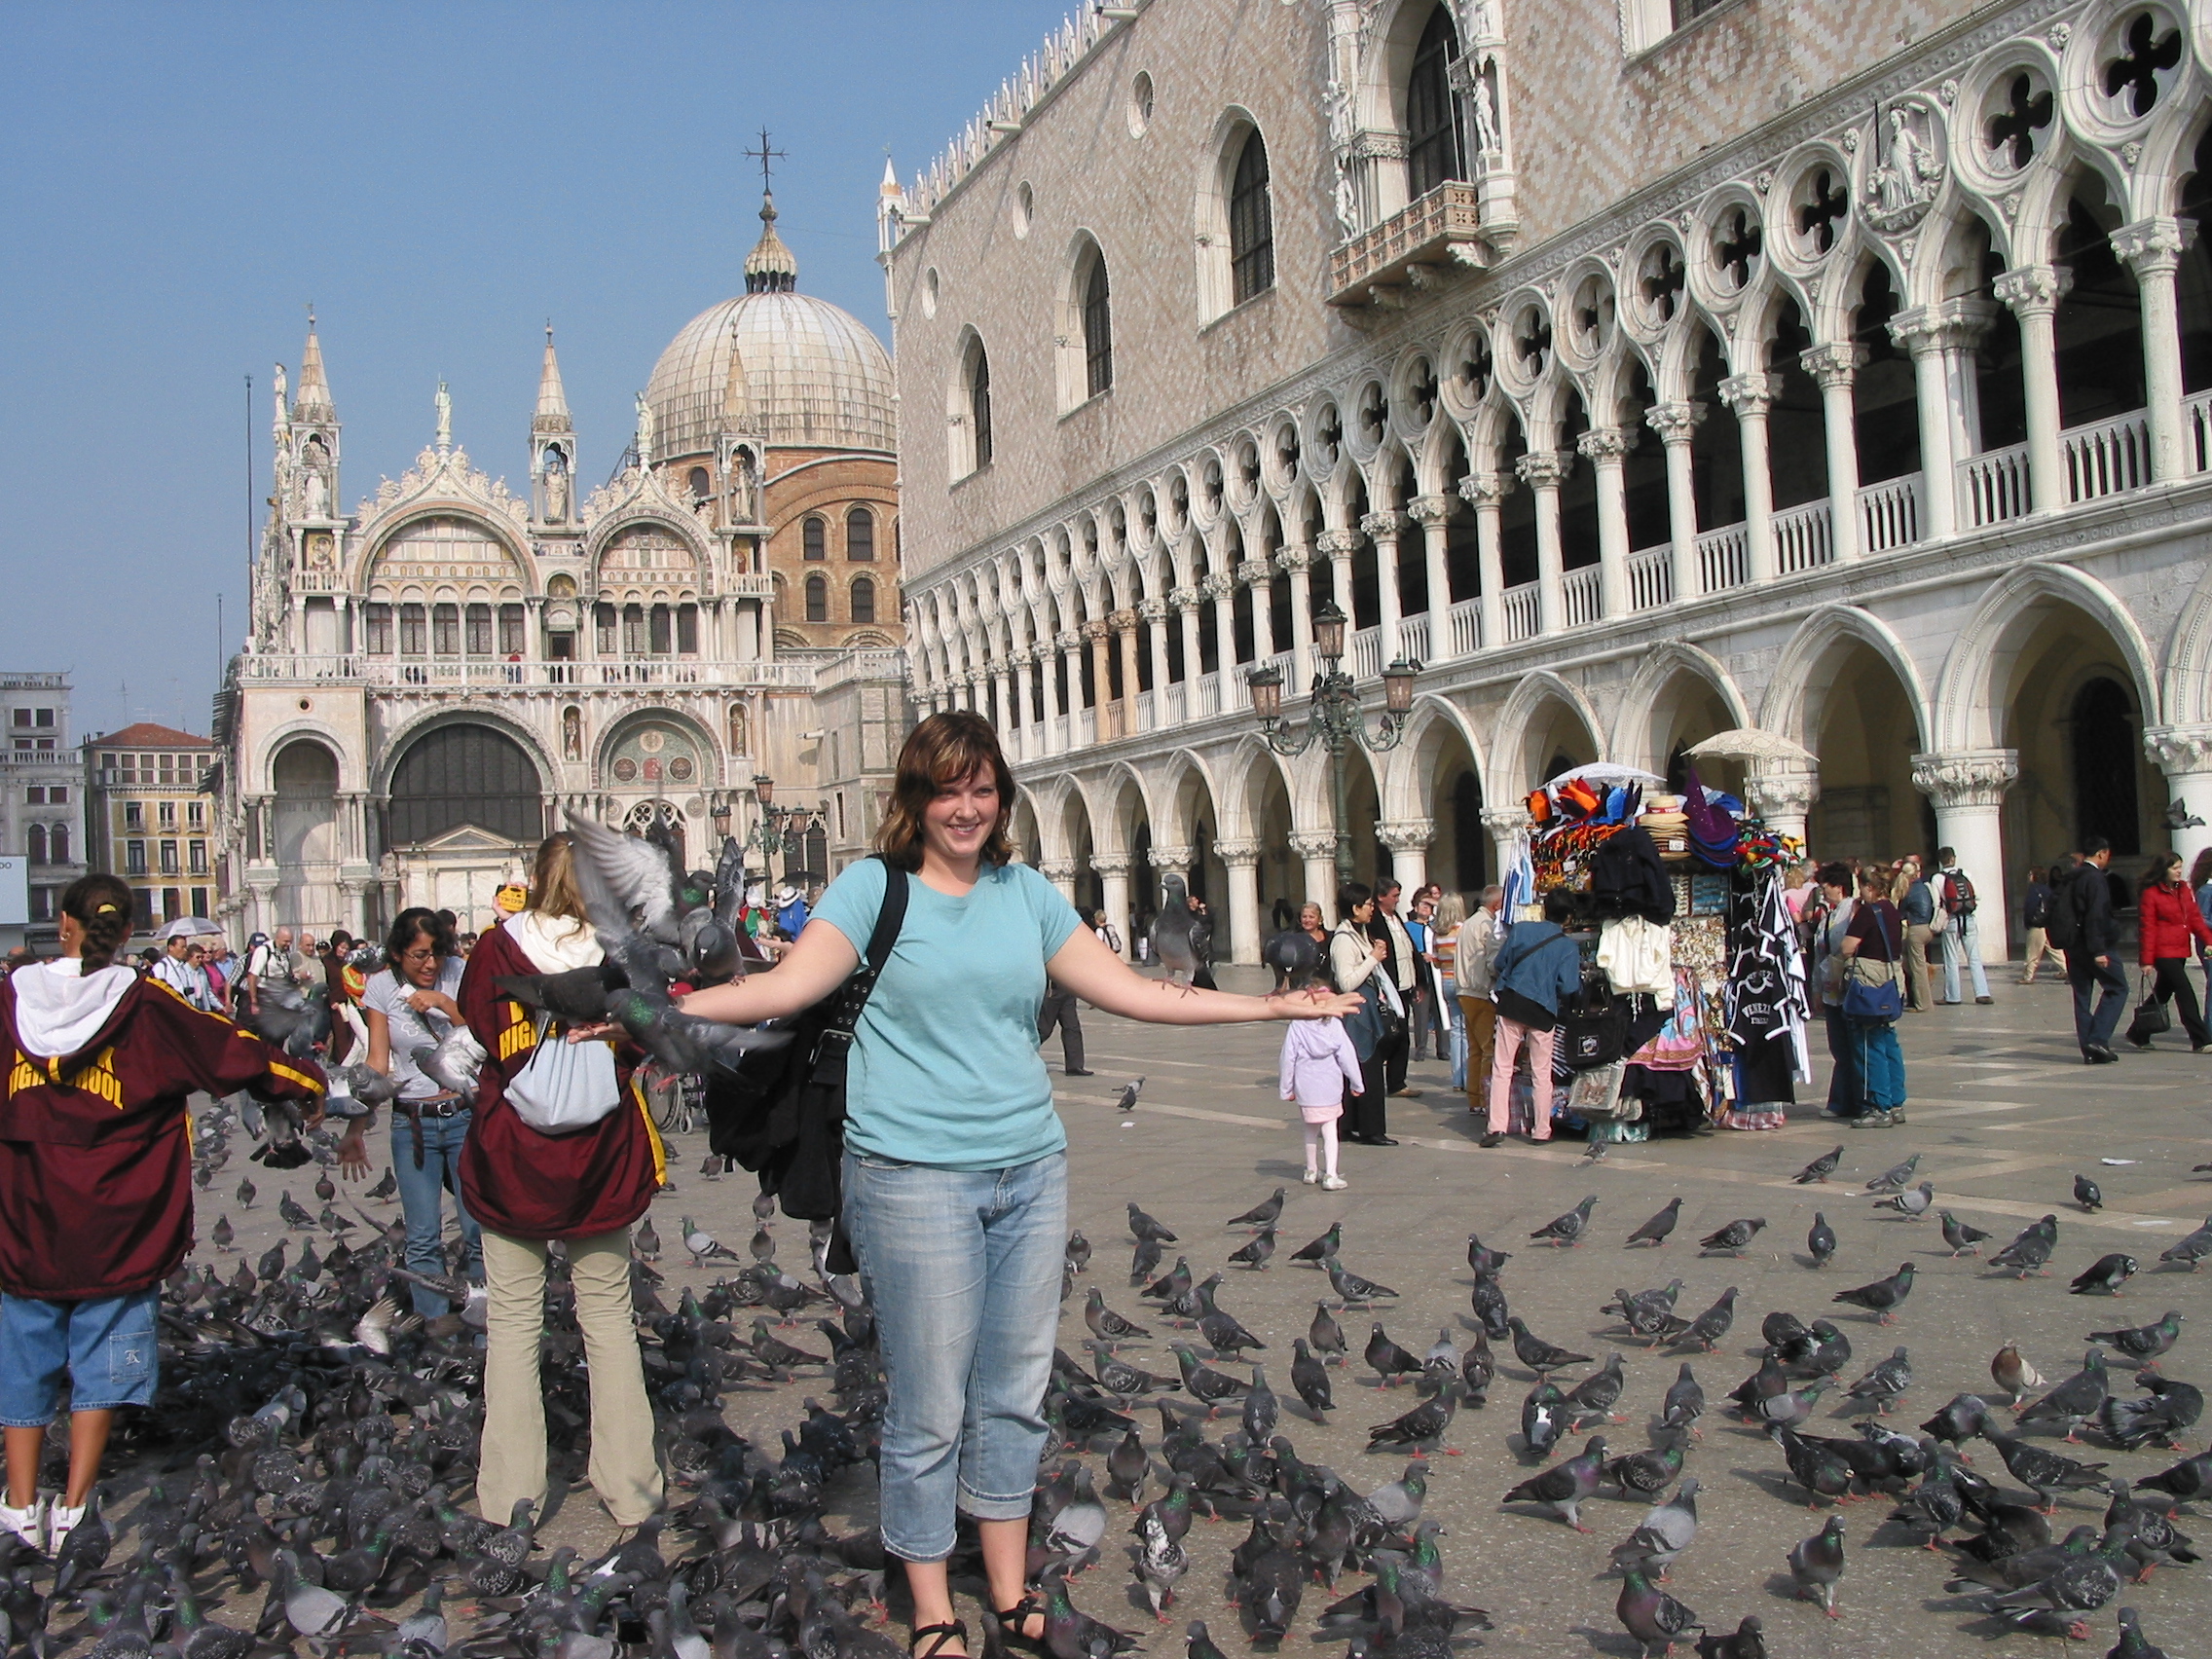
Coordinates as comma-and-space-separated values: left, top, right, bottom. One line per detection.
1230, 128, 1274, 305
1406, 6, 1467, 201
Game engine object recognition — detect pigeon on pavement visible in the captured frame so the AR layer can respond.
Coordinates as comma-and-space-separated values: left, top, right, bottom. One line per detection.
1864, 1154, 1921, 1194
1111, 1077, 1145, 1116
1993, 1215, 2061, 1277
1504, 1434, 1608, 1530
2088, 1309, 2183, 1363
1626, 1198, 1682, 1248
1127, 1203, 1178, 1242
1873, 1181, 1935, 1219
1532, 1195, 1599, 1246
1616, 1565, 1704, 1657
1226, 1188, 1286, 1229
1832, 1262, 1915, 1323
2157, 1216, 2212, 1272
2075, 1173, 2104, 1213
2070, 1253, 2138, 1296
1940, 1211, 1992, 1257
1793, 1146, 1844, 1184
2017, 1349, 2110, 1439
1697, 1219, 1765, 1255
1608, 1478, 1700, 1577
1292, 1222, 1343, 1265
1787, 1516, 1848, 1618
1806, 1212, 1837, 1268
1508, 1317, 1594, 1376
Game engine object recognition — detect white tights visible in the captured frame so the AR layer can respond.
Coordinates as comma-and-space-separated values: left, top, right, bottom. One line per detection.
1302, 1120, 1339, 1178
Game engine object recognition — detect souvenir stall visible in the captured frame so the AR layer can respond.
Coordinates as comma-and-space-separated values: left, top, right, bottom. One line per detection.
1498, 763, 1807, 1144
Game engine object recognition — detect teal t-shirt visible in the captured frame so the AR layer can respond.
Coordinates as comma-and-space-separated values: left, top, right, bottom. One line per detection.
812, 858, 1085, 1170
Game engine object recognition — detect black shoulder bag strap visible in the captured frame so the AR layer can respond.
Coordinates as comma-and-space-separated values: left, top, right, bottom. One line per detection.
808, 857, 909, 1092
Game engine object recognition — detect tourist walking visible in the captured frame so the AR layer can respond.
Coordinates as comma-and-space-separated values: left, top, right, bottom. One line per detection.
1404, 889, 1446, 1063
1838, 864, 1909, 1125
2192, 849, 2212, 1001
1480, 889, 1581, 1148
456, 835, 667, 1529
2018, 865, 2058, 983
2059, 836, 2126, 1063
0, 874, 322, 1556
1330, 883, 1397, 1145
1808, 862, 1863, 1120
2127, 851, 2212, 1051
1431, 891, 1467, 1089
1454, 886, 1504, 1115
1367, 881, 1419, 1096
1894, 856, 1936, 1011
1036, 976, 1089, 1076
1933, 847, 1993, 1005
340, 906, 482, 1317
667, 712, 1356, 1659
1280, 977, 1360, 1191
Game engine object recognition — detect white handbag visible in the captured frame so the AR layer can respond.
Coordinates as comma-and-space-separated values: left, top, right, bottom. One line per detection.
504, 1025, 623, 1136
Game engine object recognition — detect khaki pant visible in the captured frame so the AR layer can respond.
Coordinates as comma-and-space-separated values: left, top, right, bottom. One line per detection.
1903, 923, 1935, 1010
479, 1226, 662, 1528
1458, 997, 1496, 1113
2018, 928, 2055, 982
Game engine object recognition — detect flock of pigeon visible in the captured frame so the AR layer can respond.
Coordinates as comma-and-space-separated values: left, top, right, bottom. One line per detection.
1033, 1137, 2211, 1659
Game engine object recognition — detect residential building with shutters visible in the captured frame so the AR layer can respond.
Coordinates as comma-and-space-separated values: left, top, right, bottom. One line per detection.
0, 673, 86, 940
84, 722, 216, 937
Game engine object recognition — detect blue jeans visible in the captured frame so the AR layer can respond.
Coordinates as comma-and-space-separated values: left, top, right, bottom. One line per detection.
842, 1147, 1066, 1563
1940, 915, 1990, 1001
2067, 950, 2128, 1052
1846, 1017, 1906, 1109
392, 1109, 482, 1315
0, 1289, 158, 1423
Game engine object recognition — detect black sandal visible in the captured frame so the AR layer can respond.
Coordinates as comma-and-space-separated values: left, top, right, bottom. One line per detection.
994, 1593, 1050, 1654
911, 1621, 969, 1659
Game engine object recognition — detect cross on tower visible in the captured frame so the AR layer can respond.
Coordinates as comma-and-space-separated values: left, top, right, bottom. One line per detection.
745, 128, 787, 191
1714, 207, 1763, 291
1986, 74, 2054, 169
1796, 168, 1850, 253
2104, 14, 2181, 118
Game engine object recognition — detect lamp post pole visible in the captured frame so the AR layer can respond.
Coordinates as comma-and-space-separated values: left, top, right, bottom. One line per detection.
1245, 600, 1419, 894
737, 774, 821, 888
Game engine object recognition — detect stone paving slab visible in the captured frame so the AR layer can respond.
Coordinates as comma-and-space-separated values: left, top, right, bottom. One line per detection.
181, 971, 2211, 1658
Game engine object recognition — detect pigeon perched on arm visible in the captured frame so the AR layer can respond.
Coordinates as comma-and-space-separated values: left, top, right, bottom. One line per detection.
1150, 875, 1204, 984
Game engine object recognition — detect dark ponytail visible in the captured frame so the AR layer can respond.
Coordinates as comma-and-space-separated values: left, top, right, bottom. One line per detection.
60, 874, 134, 972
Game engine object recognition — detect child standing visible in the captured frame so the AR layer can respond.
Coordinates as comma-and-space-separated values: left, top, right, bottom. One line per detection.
1279, 979, 1363, 1191
0, 875, 323, 1555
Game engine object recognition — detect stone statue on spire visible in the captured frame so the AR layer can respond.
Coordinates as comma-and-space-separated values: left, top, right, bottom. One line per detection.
434, 380, 453, 450
634, 391, 656, 468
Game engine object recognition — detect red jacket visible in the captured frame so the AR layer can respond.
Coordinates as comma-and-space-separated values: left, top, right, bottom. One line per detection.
456, 923, 664, 1242
2137, 880, 2212, 966
0, 975, 324, 1299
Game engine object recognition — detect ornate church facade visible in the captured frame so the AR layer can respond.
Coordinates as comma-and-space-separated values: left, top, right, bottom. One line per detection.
885, 0, 2212, 965
216, 196, 907, 939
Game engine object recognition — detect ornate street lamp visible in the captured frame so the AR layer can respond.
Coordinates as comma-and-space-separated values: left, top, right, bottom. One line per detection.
746, 774, 823, 885
1247, 600, 1420, 888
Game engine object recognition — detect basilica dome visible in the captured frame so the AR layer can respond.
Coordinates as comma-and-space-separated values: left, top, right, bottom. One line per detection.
645, 193, 896, 461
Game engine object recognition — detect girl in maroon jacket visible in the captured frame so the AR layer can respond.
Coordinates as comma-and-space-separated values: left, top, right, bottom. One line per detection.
0, 875, 323, 1556
2129, 851, 2212, 1050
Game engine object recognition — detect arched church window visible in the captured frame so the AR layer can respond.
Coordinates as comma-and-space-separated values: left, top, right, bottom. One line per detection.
803, 516, 827, 561
649, 604, 673, 655
431, 604, 461, 656
677, 604, 699, 654
595, 603, 618, 656
968, 339, 994, 468
498, 604, 525, 655
387, 723, 543, 846
846, 506, 875, 561
687, 466, 712, 500
851, 576, 876, 625
1084, 251, 1114, 397
1406, 5, 1466, 201
399, 605, 426, 657
622, 605, 647, 656
1230, 129, 1274, 304
805, 574, 829, 623
465, 604, 494, 656
364, 603, 393, 655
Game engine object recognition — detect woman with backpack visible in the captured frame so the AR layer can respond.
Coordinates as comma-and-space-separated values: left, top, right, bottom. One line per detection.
662, 712, 1358, 1659
2128, 851, 2212, 1051
1838, 863, 1909, 1125
1479, 889, 1583, 1148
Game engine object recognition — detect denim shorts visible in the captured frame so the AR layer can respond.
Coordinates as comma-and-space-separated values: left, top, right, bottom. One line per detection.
0, 1289, 160, 1423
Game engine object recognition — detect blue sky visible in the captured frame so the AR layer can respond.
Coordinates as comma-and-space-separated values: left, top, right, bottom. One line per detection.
0, 1, 1072, 737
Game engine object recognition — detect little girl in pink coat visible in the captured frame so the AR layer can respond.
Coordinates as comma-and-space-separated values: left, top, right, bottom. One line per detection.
1278, 982, 1364, 1191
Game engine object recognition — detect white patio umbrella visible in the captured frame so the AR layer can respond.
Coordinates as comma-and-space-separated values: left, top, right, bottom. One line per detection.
1542, 760, 1664, 789
156, 917, 222, 940
1684, 727, 1815, 766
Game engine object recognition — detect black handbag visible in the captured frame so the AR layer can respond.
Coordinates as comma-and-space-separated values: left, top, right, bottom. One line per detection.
1557, 966, 1627, 1072
704, 859, 908, 1272
2129, 993, 2171, 1039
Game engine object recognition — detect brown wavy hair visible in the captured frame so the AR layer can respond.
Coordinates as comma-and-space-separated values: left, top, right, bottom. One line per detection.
876, 712, 1016, 872
528, 832, 589, 926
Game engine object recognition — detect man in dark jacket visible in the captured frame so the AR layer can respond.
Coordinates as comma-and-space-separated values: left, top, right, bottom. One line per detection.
2063, 836, 2125, 1062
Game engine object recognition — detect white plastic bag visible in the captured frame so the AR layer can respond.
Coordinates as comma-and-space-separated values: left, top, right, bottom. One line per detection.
504, 1031, 622, 1135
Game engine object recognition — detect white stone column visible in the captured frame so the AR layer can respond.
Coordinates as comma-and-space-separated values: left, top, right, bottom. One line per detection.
1360, 510, 1408, 661
1407, 495, 1456, 632
1718, 372, 1782, 583
1038, 857, 1081, 908
1137, 600, 1170, 726
2146, 725, 2212, 872
1479, 806, 1533, 912
1910, 749, 2019, 960
1644, 402, 1704, 604
1008, 648, 1035, 758
1458, 472, 1511, 650
2113, 217, 2197, 483
1276, 546, 1314, 686
1575, 427, 1631, 617
1203, 572, 1239, 698
1377, 819, 1435, 898
1291, 830, 1341, 916
1092, 853, 1133, 963
1218, 838, 1263, 966
1054, 630, 1082, 754
1172, 587, 1204, 687
1802, 344, 1867, 562
1114, 608, 1142, 735
1888, 303, 1993, 540
1315, 531, 1359, 638
1992, 265, 2074, 514
1515, 451, 1569, 634
1745, 768, 1818, 845
1237, 561, 1276, 664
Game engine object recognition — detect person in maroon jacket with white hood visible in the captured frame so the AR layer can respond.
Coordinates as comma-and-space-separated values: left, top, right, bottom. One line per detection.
0, 874, 323, 1556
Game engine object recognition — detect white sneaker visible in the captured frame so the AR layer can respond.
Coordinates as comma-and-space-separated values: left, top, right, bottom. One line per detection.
0, 1496, 41, 1553
1301, 1169, 1319, 1185
1320, 1175, 1347, 1192
46, 1501, 84, 1556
